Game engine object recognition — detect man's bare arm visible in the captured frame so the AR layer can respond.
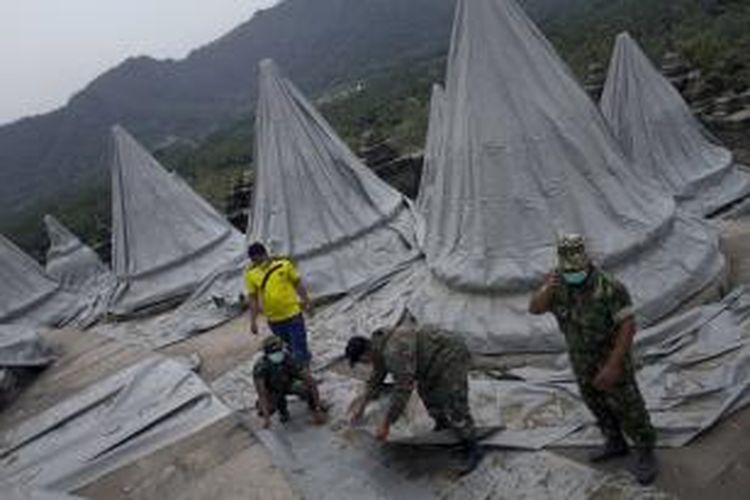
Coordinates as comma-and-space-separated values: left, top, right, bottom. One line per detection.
254, 378, 272, 427
295, 281, 311, 312
248, 293, 260, 334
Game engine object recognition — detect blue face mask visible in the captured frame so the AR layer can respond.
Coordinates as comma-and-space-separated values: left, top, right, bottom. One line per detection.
563, 270, 588, 285
268, 351, 285, 364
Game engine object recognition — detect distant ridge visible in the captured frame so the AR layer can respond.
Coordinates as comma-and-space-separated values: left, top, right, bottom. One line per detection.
0, 0, 459, 217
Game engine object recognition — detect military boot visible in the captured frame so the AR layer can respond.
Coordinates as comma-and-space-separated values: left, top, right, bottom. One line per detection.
588, 438, 629, 463
632, 448, 657, 485
432, 417, 450, 433
277, 397, 291, 423
459, 440, 484, 476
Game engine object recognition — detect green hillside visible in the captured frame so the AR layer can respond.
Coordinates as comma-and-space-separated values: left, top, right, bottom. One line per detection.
4, 0, 750, 260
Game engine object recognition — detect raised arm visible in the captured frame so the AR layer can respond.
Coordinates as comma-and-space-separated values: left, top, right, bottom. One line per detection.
529, 272, 560, 315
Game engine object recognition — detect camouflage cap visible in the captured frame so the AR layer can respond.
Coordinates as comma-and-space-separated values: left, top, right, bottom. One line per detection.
557, 234, 590, 272
262, 335, 284, 353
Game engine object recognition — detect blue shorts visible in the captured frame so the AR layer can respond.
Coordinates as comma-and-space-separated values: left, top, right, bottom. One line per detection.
269, 314, 311, 365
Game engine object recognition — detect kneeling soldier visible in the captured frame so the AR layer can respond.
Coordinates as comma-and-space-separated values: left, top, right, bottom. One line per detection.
254, 336, 326, 428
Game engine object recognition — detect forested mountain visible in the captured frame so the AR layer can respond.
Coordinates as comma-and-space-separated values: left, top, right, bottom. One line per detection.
2, 0, 749, 257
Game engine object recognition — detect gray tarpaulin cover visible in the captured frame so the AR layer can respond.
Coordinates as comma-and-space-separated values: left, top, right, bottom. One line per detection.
0, 483, 83, 500
249, 59, 419, 298
408, 0, 724, 353
44, 215, 116, 327
0, 325, 54, 368
416, 83, 446, 246
212, 288, 750, 498
0, 355, 232, 492
44, 215, 111, 292
103, 60, 425, 347
600, 32, 750, 216
0, 234, 80, 327
108, 125, 246, 316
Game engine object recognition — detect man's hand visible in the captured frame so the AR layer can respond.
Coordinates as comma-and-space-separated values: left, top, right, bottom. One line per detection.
348, 398, 366, 425
375, 418, 390, 442
529, 271, 560, 315
302, 300, 314, 318
311, 410, 327, 426
593, 361, 623, 391
543, 271, 561, 290
250, 319, 259, 335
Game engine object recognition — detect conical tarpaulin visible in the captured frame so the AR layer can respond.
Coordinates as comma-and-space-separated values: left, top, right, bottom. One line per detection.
44, 215, 111, 290
0, 234, 77, 326
108, 125, 246, 316
409, 0, 724, 352
249, 59, 418, 297
416, 83, 447, 215
600, 32, 750, 216
416, 84, 446, 246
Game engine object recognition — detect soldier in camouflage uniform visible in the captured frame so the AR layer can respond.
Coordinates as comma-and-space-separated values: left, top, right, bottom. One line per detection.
529, 234, 657, 485
345, 326, 482, 473
253, 336, 326, 428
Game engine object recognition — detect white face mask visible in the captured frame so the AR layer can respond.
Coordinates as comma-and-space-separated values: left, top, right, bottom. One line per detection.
268, 351, 285, 364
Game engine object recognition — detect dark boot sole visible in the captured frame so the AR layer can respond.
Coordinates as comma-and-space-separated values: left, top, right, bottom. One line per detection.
588, 447, 630, 463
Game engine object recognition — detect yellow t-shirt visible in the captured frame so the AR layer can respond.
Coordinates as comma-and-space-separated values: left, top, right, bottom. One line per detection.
245, 258, 302, 323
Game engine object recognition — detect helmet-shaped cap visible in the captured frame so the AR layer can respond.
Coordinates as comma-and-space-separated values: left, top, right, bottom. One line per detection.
557, 234, 589, 272
262, 335, 284, 353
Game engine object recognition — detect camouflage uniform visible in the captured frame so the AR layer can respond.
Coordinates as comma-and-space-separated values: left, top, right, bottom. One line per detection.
253, 351, 314, 415
549, 267, 656, 449
364, 327, 476, 441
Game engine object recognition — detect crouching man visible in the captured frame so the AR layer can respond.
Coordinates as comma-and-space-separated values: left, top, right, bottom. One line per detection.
529, 234, 657, 485
254, 336, 326, 428
345, 326, 483, 473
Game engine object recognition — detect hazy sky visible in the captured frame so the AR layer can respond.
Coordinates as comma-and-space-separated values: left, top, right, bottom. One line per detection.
0, 0, 279, 125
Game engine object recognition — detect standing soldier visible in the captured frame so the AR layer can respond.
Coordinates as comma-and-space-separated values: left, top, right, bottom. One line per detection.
245, 242, 313, 365
345, 326, 483, 474
529, 234, 657, 485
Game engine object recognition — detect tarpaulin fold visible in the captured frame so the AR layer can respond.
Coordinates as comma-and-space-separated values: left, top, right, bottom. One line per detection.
600, 32, 750, 216
108, 125, 246, 316
249, 59, 420, 299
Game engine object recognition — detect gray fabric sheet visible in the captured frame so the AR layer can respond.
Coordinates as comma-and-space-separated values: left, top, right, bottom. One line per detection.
255, 422, 437, 500
416, 83, 446, 247
0, 483, 83, 500
0, 234, 82, 328
0, 325, 55, 368
43, 215, 116, 328
103, 60, 427, 348
0, 356, 232, 492
409, 0, 724, 353
440, 451, 670, 500
216, 364, 667, 498
44, 215, 111, 292
214, 286, 750, 454
108, 125, 246, 317
600, 33, 750, 216
725, 193, 750, 220
249, 59, 420, 300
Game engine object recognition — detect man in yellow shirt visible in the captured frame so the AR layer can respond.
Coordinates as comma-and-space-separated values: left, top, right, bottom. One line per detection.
245, 242, 312, 365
